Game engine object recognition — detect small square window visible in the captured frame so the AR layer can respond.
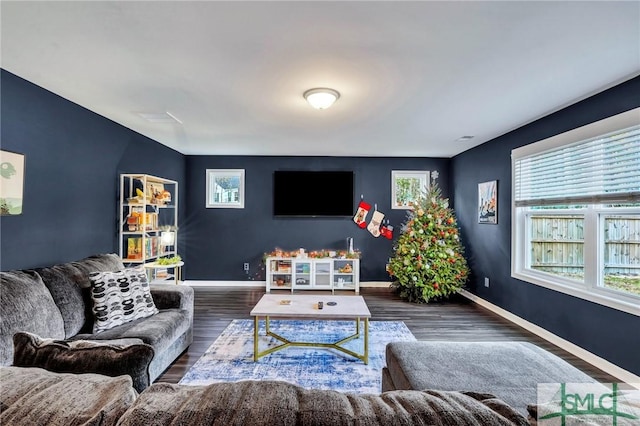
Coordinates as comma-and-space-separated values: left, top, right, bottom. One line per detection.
206, 169, 245, 209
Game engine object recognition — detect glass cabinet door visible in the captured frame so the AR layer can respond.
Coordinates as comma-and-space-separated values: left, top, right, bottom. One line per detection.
293, 260, 312, 288
313, 260, 332, 289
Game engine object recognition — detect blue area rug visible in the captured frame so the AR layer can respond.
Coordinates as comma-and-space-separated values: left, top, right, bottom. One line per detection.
179, 319, 416, 393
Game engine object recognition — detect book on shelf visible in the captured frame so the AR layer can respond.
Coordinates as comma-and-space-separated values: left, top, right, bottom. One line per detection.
155, 268, 169, 279
127, 238, 142, 260
144, 213, 158, 231
145, 236, 159, 258
276, 260, 291, 272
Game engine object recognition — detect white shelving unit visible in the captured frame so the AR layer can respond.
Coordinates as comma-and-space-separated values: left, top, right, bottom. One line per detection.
265, 257, 360, 293
119, 174, 178, 270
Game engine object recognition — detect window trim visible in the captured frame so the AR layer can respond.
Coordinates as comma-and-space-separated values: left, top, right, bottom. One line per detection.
391, 170, 430, 210
511, 108, 640, 316
205, 169, 245, 209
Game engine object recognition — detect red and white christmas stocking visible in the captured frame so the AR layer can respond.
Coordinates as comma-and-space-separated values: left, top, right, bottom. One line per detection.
380, 220, 394, 240
353, 200, 371, 229
368, 210, 385, 237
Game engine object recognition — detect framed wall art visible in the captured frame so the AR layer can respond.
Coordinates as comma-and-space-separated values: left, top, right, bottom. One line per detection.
391, 170, 429, 209
0, 150, 25, 216
478, 180, 498, 224
206, 169, 245, 208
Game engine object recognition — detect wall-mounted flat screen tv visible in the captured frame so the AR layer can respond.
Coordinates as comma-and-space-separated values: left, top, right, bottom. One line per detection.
273, 171, 354, 217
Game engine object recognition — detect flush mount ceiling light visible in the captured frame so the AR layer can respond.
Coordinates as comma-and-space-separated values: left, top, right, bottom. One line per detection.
303, 88, 340, 110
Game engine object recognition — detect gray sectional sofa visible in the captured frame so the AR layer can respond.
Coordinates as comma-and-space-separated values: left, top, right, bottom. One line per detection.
0, 366, 530, 425
382, 341, 599, 416
0, 253, 605, 424
0, 253, 194, 386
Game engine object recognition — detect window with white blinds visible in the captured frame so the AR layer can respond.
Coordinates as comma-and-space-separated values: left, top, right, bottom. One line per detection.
513, 125, 640, 207
511, 107, 640, 315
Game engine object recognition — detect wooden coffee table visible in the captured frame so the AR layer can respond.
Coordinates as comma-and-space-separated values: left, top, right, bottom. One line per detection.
250, 294, 371, 364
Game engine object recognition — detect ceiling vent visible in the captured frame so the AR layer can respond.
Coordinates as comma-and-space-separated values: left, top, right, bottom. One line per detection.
137, 111, 183, 124
455, 135, 474, 142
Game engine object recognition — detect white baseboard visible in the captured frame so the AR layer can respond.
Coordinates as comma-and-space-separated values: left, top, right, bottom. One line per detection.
360, 281, 392, 288
459, 290, 640, 388
185, 280, 266, 287
184, 280, 392, 288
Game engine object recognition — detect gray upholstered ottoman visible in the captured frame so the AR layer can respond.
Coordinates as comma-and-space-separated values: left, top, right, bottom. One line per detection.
382, 341, 598, 415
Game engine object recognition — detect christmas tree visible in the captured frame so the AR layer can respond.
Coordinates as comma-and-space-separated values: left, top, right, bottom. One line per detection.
387, 177, 469, 303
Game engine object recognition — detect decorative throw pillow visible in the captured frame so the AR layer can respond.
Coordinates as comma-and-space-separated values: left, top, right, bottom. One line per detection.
89, 266, 158, 333
12, 331, 154, 393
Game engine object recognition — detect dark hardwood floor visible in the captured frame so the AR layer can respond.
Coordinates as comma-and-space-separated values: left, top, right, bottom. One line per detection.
157, 286, 620, 384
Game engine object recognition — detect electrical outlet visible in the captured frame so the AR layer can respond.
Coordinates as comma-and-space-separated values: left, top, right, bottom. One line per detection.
243, 262, 250, 272
484, 277, 490, 287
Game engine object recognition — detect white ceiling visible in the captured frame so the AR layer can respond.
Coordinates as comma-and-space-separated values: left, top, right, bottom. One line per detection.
2, 1, 639, 157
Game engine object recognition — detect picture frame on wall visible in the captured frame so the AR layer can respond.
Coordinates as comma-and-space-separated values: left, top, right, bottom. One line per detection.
391, 170, 429, 209
478, 180, 498, 224
205, 169, 245, 208
0, 150, 25, 216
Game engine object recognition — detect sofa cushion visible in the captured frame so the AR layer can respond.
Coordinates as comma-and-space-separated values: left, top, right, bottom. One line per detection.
73, 309, 190, 355
36, 263, 88, 338
117, 380, 529, 426
384, 341, 598, 416
71, 253, 126, 288
12, 331, 154, 393
0, 270, 65, 366
0, 366, 137, 426
89, 267, 158, 333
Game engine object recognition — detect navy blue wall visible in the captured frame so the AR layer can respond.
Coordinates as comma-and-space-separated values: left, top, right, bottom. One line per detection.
184, 156, 449, 281
451, 76, 640, 376
0, 70, 186, 270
